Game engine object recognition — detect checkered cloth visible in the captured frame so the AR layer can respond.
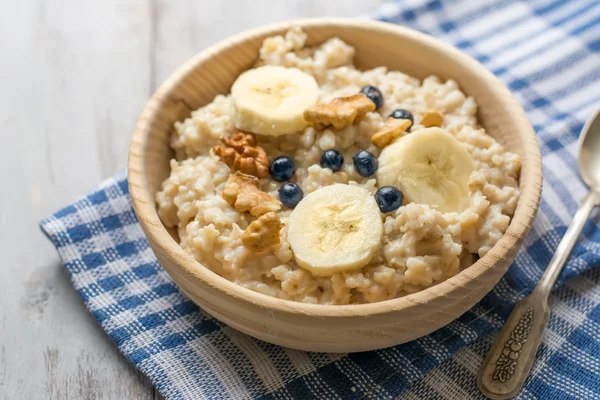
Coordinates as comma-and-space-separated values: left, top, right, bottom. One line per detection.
40, 0, 600, 398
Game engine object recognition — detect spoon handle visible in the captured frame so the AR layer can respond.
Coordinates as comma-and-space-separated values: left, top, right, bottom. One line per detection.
478, 191, 599, 399
536, 191, 599, 297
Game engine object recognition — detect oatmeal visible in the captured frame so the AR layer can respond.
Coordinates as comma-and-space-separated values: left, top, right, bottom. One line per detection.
156, 27, 520, 305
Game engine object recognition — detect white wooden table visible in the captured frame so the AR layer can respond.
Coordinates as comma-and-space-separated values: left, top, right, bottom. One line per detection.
0, 1, 381, 398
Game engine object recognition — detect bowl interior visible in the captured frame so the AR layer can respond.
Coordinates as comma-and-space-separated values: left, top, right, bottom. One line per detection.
130, 19, 541, 315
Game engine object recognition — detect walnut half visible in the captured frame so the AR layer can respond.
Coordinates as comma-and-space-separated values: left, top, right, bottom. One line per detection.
213, 132, 270, 178
304, 94, 375, 131
222, 171, 281, 216
371, 117, 412, 148
241, 212, 282, 252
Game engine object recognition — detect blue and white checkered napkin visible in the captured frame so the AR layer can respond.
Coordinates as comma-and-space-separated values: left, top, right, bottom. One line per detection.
41, 0, 600, 398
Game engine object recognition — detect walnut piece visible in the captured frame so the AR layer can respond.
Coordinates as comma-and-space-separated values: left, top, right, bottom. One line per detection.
241, 212, 282, 252
222, 171, 281, 216
213, 132, 270, 178
420, 110, 444, 127
304, 94, 376, 131
371, 118, 412, 148
222, 171, 258, 204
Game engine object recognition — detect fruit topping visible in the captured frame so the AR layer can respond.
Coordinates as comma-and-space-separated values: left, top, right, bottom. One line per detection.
320, 149, 344, 171
287, 184, 383, 276
279, 183, 304, 208
230, 66, 320, 136
270, 156, 295, 182
353, 150, 378, 177
360, 85, 384, 110
376, 127, 474, 213
375, 186, 403, 213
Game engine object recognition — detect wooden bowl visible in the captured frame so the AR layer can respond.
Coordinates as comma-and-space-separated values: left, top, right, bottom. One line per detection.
128, 18, 542, 352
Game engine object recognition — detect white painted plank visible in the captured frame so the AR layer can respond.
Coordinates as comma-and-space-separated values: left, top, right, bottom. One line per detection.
153, 0, 382, 85
0, 0, 154, 398
1, 0, 381, 399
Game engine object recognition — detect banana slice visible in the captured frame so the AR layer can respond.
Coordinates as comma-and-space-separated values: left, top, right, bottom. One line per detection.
230, 65, 320, 136
287, 184, 383, 276
377, 127, 474, 213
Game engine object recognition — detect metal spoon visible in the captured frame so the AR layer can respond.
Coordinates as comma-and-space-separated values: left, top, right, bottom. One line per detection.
478, 107, 600, 399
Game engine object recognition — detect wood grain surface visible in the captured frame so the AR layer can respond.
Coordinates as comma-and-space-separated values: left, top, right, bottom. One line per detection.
0, 1, 380, 399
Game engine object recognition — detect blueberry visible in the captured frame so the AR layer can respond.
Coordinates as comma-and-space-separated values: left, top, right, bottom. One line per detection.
375, 186, 403, 213
279, 183, 303, 208
360, 85, 384, 110
352, 150, 378, 177
389, 109, 414, 131
320, 150, 344, 172
270, 156, 295, 182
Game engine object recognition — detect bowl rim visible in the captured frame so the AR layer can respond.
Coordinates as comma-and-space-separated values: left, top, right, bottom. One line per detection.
128, 17, 542, 317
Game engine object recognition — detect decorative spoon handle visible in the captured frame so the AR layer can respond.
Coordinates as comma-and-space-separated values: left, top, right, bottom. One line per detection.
477, 291, 549, 399
478, 191, 599, 399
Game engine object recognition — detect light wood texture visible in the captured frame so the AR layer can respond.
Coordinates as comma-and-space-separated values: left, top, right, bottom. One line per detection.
1, 2, 380, 399
129, 19, 543, 353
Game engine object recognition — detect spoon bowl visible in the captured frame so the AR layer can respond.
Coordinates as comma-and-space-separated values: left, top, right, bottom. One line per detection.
578, 107, 600, 189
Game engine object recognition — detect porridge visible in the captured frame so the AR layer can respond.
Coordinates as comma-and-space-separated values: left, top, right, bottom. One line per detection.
156, 27, 521, 305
